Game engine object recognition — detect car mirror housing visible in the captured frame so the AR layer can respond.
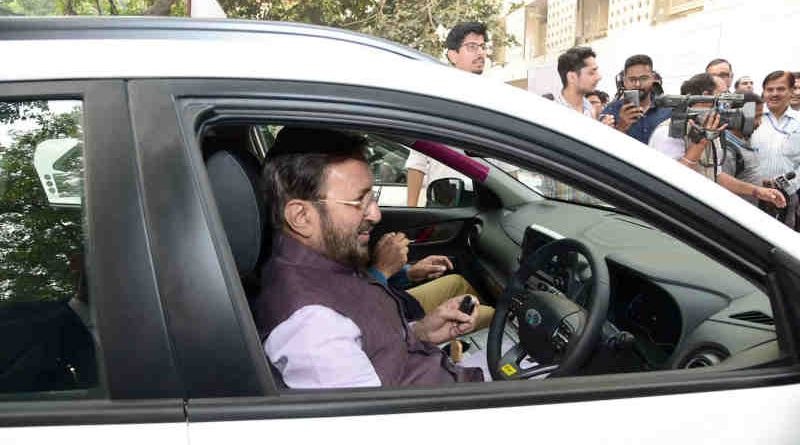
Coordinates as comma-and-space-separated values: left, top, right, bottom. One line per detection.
427, 177, 466, 208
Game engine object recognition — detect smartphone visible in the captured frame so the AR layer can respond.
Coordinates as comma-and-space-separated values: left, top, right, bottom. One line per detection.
623, 90, 640, 108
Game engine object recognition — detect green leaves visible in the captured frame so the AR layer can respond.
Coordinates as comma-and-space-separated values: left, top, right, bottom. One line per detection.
0, 103, 83, 304
220, 0, 515, 60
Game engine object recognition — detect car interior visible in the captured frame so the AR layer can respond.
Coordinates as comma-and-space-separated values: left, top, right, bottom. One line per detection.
199, 122, 783, 388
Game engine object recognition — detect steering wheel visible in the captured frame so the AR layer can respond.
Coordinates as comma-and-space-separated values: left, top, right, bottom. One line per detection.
487, 238, 610, 380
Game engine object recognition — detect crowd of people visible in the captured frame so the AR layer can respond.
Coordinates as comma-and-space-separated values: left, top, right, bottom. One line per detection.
543, 44, 800, 230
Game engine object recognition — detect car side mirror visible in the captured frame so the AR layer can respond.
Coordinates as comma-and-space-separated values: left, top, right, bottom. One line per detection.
426, 177, 465, 208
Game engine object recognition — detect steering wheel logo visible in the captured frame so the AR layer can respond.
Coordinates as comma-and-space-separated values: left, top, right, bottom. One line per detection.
525, 308, 543, 327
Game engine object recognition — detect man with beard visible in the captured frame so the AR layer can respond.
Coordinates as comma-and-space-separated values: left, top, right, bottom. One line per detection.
554, 47, 614, 128
256, 127, 484, 388
602, 54, 671, 144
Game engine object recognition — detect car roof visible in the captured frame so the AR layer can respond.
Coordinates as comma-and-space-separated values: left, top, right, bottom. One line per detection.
2, 16, 798, 257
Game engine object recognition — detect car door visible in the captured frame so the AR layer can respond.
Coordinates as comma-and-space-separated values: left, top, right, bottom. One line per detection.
0, 81, 187, 442
126, 78, 800, 443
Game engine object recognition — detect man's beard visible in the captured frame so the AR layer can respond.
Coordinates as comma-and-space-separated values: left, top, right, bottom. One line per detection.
318, 207, 372, 269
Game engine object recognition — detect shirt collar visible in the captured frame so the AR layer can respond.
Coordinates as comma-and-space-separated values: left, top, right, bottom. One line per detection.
555, 89, 594, 116
764, 105, 799, 122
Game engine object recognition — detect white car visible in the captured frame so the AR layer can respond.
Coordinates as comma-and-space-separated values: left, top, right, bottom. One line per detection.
1, 17, 799, 444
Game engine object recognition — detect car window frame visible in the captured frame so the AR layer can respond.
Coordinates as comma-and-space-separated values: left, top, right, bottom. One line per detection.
149, 78, 800, 419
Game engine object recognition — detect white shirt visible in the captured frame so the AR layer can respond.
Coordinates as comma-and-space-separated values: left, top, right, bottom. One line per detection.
265, 305, 382, 388
751, 106, 800, 194
404, 150, 472, 206
648, 121, 685, 161
554, 89, 595, 118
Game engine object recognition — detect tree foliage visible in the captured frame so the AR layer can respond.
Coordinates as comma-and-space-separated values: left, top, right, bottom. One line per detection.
0, 0, 185, 16
219, 0, 517, 60
0, 103, 83, 304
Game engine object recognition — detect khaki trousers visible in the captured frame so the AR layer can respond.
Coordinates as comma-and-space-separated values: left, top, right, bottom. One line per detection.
406, 274, 495, 331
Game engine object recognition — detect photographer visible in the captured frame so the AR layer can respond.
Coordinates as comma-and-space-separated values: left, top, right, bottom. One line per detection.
602, 54, 671, 144
648, 73, 786, 209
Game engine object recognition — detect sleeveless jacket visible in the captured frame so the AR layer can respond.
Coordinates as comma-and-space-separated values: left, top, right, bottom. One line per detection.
254, 235, 483, 387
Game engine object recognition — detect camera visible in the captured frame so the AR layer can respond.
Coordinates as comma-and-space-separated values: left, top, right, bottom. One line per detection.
655, 93, 757, 140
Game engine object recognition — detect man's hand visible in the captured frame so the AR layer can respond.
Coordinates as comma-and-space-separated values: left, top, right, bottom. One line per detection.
753, 187, 787, 208
371, 232, 410, 278
600, 114, 616, 127
615, 103, 643, 132
413, 295, 479, 344
407, 255, 453, 282
682, 111, 728, 167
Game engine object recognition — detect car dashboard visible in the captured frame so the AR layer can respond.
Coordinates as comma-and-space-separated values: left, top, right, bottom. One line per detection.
468, 200, 779, 373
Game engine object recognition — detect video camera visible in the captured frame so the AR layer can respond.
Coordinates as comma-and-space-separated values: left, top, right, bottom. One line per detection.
655, 93, 757, 140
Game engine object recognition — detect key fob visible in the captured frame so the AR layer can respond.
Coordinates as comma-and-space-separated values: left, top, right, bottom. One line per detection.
458, 296, 475, 315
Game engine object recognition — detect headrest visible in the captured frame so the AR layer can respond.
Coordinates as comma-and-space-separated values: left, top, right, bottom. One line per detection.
206, 150, 266, 276
268, 127, 368, 158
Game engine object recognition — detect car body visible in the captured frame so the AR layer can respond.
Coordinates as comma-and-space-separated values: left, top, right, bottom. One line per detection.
1, 17, 800, 443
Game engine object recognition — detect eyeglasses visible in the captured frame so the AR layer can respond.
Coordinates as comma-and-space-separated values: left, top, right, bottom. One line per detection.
624, 74, 653, 85
317, 188, 381, 216
461, 42, 491, 54
715, 72, 732, 79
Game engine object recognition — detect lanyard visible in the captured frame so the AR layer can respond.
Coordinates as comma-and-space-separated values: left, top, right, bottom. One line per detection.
765, 112, 792, 136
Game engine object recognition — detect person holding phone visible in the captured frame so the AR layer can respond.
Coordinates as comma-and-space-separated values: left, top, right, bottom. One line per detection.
602, 54, 672, 144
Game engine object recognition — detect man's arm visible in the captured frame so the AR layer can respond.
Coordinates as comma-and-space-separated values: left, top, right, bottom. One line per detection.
406, 168, 425, 207
717, 173, 786, 207
264, 305, 381, 389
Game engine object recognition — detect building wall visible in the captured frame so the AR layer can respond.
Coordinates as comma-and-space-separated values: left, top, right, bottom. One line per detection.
490, 0, 800, 97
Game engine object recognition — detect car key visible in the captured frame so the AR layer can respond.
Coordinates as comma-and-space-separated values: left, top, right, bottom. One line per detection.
458, 295, 475, 315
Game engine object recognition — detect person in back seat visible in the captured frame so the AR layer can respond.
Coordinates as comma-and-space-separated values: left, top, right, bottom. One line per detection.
254, 127, 485, 388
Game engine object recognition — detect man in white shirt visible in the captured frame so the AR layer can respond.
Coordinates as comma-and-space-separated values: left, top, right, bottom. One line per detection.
554, 46, 610, 124
751, 70, 800, 229
648, 73, 785, 208
406, 22, 519, 206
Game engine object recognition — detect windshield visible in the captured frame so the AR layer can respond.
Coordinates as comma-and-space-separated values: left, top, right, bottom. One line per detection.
484, 158, 613, 208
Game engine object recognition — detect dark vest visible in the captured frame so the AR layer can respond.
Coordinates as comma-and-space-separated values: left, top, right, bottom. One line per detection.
254, 235, 483, 387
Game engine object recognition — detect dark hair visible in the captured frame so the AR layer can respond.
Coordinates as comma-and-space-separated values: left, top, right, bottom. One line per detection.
706, 58, 732, 72
742, 92, 763, 104
624, 54, 653, 72
445, 22, 488, 51
793, 72, 800, 81
262, 127, 368, 230
762, 70, 795, 89
557, 46, 596, 87
734, 76, 751, 89
586, 90, 609, 103
680, 73, 717, 95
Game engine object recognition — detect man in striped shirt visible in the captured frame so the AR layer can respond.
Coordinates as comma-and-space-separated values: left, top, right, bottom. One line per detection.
751, 71, 800, 229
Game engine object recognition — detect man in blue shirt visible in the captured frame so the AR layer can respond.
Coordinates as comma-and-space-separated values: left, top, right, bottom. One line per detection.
603, 54, 671, 144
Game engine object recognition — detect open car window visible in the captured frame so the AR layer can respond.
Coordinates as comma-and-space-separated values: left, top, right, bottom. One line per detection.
197, 120, 784, 392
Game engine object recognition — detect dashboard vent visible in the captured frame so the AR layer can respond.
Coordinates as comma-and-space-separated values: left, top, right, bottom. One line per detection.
681, 347, 729, 369
730, 311, 774, 326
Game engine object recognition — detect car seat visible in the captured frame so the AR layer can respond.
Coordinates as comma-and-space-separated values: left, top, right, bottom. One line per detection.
205, 148, 269, 299
205, 146, 289, 388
